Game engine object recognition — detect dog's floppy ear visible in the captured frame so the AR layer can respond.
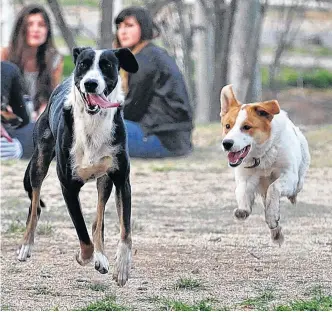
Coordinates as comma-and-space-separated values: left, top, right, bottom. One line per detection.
72, 47, 91, 65
114, 48, 139, 73
220, 84, 240, 116
254, 100, 280, 121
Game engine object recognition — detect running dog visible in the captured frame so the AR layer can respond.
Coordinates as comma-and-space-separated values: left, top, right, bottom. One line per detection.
220, 85, 310, 244
17, 47, 138, 286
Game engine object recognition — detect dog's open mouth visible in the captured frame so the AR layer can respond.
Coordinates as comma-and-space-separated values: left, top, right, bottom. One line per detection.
228, 145, 251, 167
83, 93, 120, 115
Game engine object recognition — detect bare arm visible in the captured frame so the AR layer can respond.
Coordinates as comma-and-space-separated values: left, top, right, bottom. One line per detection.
52, 57, 64, 88
0, 47, 9, 61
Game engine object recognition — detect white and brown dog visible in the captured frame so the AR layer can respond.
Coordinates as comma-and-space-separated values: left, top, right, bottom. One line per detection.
220, 85, 310, 244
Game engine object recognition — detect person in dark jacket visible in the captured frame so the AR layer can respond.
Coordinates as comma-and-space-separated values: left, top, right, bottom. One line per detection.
1, 61, 35, 160
114, 6, 193, 158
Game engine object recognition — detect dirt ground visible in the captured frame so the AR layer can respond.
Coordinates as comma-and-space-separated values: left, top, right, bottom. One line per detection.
1, 119, 332, 310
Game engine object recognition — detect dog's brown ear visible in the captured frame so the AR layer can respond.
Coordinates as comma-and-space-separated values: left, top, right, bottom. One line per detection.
255, 100, 280, 121
114, 48, 139, 73
220, 84, 240, 116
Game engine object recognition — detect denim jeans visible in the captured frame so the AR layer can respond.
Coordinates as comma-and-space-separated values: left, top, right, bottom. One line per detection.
125, 120, 173, 158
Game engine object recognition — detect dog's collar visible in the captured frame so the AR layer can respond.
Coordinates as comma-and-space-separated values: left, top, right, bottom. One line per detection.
244, 157, 260, 169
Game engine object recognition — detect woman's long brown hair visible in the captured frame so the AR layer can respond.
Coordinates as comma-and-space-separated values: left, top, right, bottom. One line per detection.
7, 5, 59, 111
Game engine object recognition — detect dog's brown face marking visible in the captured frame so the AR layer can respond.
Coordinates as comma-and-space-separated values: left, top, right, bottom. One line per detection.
220, 85, 280, 145
220, 84, 241, 138
222, 106, 241, 137
241, 101, 280, 144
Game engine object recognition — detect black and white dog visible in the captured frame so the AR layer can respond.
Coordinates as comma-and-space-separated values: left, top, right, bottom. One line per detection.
17, 47, 138, 286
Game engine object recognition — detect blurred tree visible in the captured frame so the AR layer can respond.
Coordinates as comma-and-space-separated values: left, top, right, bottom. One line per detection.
209, 0, 237, 121
46, 0, 77, 51
99, 0, 114, 49
126, 0, 267, 122
229, 0, 267, 103
269, 2, 303, 95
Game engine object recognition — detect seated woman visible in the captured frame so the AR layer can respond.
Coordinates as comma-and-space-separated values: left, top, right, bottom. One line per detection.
1, 4, 63, 120
114, 6, 193, 158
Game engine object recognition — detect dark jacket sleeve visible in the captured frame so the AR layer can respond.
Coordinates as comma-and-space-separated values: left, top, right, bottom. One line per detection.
1, 61, 30, 127
123, 53, 156, 122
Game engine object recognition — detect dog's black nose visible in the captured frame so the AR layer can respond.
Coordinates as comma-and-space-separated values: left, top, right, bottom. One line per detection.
222, 139, 234, 151
84, 79, 98, 92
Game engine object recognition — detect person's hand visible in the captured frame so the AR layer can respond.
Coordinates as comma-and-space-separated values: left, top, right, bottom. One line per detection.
0, 137, 23, 160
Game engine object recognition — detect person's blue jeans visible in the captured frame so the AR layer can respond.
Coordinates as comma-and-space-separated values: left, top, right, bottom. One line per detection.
125, 120, 173, 158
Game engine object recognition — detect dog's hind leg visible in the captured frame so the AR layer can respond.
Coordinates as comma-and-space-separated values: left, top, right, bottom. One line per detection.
265, 172, 298, 245
111, 173, 132, 287
18, 117, 55, 261
92, 175, 113, 274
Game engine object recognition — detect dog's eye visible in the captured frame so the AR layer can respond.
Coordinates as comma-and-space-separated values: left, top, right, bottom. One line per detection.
225, 124, 230, 129
101, 61, 113, 69
243, 125, 252, 131
79, 62, 87, 69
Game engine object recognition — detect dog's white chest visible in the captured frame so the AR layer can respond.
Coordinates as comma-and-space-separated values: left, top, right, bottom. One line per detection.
70, 116, 119, 182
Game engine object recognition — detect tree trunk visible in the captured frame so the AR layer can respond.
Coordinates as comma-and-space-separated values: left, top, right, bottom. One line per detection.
46, 0, 77, 52
229, 0, 263, 103
194, 0, 211, 124
209, 0, 237, 121
99, 0, 114, 49
175, 1, 195, 106
269, 5, 298, 94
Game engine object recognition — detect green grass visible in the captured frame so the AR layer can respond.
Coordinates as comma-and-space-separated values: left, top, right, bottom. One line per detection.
6, 220, 25, 234
81, 295, 128, 311
262, 45, 332, 57
274, 295, 332, 311
160, 298, 216, 311
37, 223, 54, 235
174, 277, 203, 290
261, 66, 332, 89
88, 283, 108, 292
239, 286, 332, 311
274, 286, 332, 311
240, 289, 275, 310
63, 55, 75, 78
55, 35, 96, 49
59, 0, 99, 6
151, 164, 179, 172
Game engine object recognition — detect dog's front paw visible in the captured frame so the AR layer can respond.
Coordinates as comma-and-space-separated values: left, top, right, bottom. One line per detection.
17, 244, 32, 261
270, 226, 284, 246
112, 242, 131, 287
76, 243, 94, 266
234, 208, 250, 220
94, 252, 109, 274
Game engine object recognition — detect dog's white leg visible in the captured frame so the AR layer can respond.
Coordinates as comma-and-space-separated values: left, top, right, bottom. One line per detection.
92, 176, 113, 274
18, 188, 40, 261
113, 239, 132, 287
234, 174, 260, 220
265, 171, 298, 245
112, 179, 132, 287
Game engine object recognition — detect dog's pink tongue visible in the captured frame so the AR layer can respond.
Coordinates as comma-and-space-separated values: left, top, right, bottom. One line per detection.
228, 151, 241, 163
87, 94, 119, 108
